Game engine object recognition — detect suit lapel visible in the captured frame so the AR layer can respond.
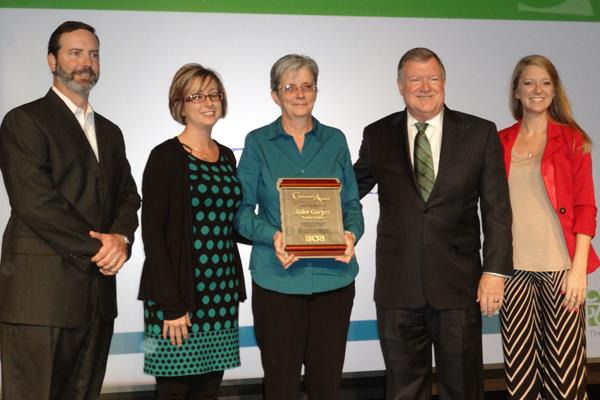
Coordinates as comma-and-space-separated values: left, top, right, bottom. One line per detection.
390, 111, 420, 191
95, 115, 112, 168
45, 90, 103, 228
94, 116, 113, 219
429, 107, 459, 200
429, 106, 464, 200
542, 121, 562, 161
46, 90, 101, 178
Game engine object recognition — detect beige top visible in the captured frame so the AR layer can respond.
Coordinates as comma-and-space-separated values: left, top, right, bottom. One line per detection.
509, 149, 571, 271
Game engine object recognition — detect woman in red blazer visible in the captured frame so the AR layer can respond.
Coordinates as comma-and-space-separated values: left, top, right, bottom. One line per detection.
499, 55, 599, 400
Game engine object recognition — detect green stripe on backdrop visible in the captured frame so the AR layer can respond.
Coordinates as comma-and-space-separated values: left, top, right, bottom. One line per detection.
1, 0, 600, 22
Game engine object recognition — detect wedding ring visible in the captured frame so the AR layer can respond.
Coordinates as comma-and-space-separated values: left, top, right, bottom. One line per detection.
493, 299, 500, 303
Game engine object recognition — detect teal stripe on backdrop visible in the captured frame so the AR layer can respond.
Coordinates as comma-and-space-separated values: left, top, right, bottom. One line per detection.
109, 316, 501, 355
0, 0, 599, 21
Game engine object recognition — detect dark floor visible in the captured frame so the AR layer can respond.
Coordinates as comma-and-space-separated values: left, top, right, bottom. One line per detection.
99, 361, 600, 400
100, 384, 600, 399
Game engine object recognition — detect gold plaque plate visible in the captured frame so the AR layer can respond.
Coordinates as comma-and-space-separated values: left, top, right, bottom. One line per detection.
277, 178, 346, 258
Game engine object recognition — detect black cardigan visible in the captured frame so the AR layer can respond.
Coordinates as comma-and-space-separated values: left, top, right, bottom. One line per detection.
138, 137, 248, 320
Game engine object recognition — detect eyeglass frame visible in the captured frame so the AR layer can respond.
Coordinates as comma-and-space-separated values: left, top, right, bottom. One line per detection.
183, 92, 224, 104
278, 83, 318, 95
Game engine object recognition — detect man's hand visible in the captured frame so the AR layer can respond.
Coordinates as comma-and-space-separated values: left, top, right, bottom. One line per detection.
90, 231, 128, 275
477, 274, 505, 317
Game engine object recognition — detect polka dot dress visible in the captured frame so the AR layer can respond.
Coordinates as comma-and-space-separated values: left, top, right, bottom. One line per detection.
143, 150, 243, 377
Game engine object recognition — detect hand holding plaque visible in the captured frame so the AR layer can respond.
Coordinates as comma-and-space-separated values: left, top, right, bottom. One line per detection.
277, 178, 346, 258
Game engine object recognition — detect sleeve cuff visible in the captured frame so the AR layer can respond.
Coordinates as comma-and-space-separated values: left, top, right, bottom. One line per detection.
483, 271, 511, 279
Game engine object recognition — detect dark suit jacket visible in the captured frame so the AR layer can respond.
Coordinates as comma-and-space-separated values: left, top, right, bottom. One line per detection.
354, 107, 512, 309
0, 89, 141, 328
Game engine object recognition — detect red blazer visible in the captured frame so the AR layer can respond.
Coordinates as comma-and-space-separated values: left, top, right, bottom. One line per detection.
499, 120, 600, 274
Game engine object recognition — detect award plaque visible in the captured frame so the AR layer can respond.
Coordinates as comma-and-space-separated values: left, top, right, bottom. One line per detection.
277, 178, 346, 258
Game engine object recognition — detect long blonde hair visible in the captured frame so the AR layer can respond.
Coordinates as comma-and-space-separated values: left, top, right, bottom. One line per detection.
510, 55, 591, 153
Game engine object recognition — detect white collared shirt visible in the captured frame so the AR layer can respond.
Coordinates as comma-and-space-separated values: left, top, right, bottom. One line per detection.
52, 86, 99, 161
406, 110, 443, 177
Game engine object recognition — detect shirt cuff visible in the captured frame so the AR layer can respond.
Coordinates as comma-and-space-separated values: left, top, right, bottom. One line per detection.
483, 271, 511, 279
118, 234, 131, 245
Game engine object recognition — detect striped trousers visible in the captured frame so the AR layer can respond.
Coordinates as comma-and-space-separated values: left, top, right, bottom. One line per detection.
500, 269, 587, 399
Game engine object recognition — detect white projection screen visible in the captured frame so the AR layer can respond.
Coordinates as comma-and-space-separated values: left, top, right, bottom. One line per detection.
1, 3, 600, 393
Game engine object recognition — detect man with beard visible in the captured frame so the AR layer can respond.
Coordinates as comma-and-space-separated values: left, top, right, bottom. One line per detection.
0, 21, 140, 399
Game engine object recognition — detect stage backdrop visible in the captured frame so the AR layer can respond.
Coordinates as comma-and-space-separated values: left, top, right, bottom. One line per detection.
1, 0, 600, 393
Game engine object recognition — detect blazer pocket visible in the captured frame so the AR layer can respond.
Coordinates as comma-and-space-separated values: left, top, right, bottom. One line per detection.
452, 237, 481, 254
376, 235, 398, 254
10, 236, 58, 256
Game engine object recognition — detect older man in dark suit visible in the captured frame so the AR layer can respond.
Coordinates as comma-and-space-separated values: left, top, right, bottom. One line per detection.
354, 48, 512, 399
0, 21, 140, 399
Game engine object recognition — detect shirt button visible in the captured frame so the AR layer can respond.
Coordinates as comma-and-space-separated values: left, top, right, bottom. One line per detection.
301, 170, 304, 173
559, 207, 566, 214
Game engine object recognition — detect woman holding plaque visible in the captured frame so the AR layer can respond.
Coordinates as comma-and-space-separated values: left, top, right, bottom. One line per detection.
235, 54, 364, 399
499, 55, 599, 399
139, 64, 247, 399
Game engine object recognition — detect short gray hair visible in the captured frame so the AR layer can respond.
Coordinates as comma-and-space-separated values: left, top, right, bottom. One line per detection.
270, 54, 319, 91
397, 47, 446, 81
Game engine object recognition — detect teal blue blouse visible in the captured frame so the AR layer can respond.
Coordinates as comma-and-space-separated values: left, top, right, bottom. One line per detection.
235, 117, 364, 294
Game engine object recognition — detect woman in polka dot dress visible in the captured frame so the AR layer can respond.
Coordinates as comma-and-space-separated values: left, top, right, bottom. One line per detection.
138, 64, 247, 399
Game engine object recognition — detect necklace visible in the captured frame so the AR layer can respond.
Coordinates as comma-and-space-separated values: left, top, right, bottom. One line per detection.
181, 139, 213, 160
519, 130, 546, 158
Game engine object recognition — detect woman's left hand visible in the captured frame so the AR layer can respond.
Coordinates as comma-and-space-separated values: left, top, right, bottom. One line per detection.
335, 231, 356, 264
561, 262, 587, 312
273, 231, 299, 269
